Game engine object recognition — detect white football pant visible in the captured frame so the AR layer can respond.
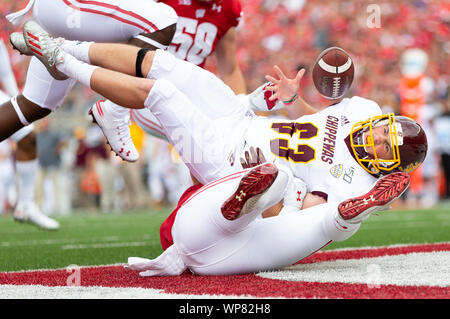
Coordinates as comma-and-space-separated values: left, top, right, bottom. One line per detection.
144, 50, 255, 184
130, 165, 360, 276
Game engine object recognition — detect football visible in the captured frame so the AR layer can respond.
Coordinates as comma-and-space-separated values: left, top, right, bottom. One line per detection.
312, 47, 354, 100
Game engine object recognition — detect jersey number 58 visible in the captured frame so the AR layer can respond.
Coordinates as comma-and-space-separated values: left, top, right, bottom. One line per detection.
168, 17, 218, 65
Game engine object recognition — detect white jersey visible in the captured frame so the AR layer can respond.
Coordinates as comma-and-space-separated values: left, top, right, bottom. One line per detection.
243, 96, 382, 203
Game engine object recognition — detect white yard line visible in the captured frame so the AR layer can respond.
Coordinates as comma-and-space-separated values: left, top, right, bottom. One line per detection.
61, 242, 150, 250
0, 285, 261, 299
260, 251, 450, 287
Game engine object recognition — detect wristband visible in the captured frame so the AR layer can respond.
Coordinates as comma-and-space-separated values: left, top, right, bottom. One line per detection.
282, 93, 298, 105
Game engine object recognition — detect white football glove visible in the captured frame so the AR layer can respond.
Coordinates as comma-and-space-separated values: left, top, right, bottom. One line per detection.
238, 82, 285, 112
280, 176, 307, 214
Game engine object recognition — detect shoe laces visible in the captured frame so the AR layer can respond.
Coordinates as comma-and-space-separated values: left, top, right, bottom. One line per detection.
39, 34, 62, 67
112, 114, 133, 146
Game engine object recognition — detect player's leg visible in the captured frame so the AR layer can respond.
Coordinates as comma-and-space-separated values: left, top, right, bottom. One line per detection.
5, 0, 177, 157
10, 125, 60, 230
32, 0, 177, 44
182, 172, 410, 275
127, 163, 289, 276
13, 33, 151, 110
0, 78, 57, 229
68, 60, 236, 183
85, 44, 249, 120
17, 30, 249, 183
86, 45, 252, 173
13, 127, 39, 210
130, 109, 167, 140
0, 40, 55, 142
34, 0, 177, 161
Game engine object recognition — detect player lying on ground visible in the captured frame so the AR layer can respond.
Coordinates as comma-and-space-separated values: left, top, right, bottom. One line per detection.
126, 163, 411, 276
12, 21, 428, 210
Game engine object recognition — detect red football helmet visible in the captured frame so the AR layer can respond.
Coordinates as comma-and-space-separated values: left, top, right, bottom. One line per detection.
350, 113, 428, 175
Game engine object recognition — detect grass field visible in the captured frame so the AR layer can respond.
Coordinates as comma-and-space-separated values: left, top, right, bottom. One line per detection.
1, 202, 449, 272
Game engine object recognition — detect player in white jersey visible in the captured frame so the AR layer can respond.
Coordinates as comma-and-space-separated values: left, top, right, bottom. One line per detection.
242, 96, 383, 203
1, 0, 178, 162
14, 24, 429, 275
14, 28, 428, 205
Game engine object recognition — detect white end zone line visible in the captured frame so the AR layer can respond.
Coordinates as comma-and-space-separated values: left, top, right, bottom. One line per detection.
0, 285, 262, 299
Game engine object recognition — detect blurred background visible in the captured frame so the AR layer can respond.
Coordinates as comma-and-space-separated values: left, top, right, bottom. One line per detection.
0, 0, 448, 217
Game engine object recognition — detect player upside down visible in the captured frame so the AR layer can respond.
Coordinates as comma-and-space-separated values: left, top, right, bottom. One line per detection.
10, 21, 428, 275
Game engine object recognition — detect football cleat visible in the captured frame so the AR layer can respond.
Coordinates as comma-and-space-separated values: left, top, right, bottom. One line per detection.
221, 163, 288, 221
21, 20, 68, 80
10, 31, 64, 57
338, 172, 410, 224
89, 100, 139, 162
14, 202, 60, 231
10, 32, 32, 56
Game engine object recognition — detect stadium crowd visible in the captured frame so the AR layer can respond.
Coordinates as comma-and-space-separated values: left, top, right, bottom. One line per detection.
0, 0, 448, 217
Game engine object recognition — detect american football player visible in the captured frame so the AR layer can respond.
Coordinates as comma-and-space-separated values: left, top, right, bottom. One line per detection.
125, 163, 411, 276
14, 26, 428, 205
1, 0, 178, 162
12, 24, 428, 262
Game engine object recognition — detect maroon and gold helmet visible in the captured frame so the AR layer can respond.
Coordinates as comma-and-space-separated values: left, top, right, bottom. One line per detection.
350, 113, 428, 175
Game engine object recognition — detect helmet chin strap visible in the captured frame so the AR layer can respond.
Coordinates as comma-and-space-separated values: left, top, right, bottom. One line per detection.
362, 131, 371, 154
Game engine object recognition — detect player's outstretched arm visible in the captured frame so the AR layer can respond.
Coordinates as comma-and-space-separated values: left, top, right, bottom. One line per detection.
265, 65, 318, 118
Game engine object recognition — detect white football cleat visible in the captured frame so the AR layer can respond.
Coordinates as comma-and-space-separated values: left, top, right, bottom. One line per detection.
22, 20, 68, 80
14, 202, 60, 231
89, 100, 139, 162
10, 32, 32, 56
10, 31, 64, 57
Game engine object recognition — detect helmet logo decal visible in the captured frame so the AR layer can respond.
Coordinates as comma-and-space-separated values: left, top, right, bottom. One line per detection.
395, 122, 404, 146
400, 161, 421, 173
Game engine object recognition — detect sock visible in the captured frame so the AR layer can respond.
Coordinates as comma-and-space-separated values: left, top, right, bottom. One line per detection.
60, 40, 93, 64
15, 159, 38, 204
56, 53, 98, 88
328, 210, 360, 242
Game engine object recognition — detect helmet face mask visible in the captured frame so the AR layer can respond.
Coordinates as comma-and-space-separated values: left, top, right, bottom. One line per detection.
350, 113, 427, 176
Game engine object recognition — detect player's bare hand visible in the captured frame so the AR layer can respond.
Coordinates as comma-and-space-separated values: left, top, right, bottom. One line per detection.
264, 65, 305, 102
240, 146, 266, 169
